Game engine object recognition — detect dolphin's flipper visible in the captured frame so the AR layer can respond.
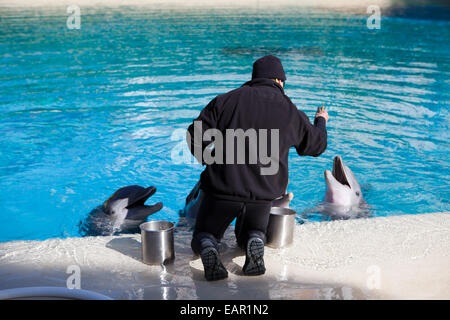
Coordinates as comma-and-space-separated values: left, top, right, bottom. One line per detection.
182, 181, 204, 226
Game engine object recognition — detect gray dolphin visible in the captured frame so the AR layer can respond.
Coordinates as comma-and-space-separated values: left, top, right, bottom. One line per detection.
79, 185, 163, 236
321, 156, 369, 218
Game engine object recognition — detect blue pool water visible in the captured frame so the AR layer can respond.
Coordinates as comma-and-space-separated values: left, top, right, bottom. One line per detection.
0, 5, 449, 242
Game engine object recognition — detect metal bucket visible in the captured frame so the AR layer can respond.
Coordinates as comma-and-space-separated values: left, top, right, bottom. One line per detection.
266, 207, 296, 248
140, 221, 175, 265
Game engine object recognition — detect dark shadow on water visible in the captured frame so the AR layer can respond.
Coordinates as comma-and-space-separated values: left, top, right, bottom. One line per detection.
383, 4, 450, 21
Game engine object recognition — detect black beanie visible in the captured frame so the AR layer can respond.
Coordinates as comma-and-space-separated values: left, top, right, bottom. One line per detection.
252, 55, 286, 81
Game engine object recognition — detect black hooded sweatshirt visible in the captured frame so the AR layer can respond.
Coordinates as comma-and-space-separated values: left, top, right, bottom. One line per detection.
187, 78, 327, 203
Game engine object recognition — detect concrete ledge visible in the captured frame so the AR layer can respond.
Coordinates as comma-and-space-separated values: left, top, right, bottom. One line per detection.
0, 212, 449, 299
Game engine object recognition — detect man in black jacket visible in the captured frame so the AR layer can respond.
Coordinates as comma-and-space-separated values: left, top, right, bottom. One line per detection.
186, 55, 328, 281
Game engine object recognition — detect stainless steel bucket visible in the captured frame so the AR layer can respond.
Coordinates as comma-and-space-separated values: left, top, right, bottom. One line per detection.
140, 221, 175, 265
266, 207, 296, 248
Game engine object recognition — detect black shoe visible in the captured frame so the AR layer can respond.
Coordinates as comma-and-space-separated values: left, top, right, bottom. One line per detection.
200, 247, 228, 281
243, 237, 266, 276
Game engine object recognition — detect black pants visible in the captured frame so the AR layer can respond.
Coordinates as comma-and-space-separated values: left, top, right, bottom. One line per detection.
191, 192, 272, 254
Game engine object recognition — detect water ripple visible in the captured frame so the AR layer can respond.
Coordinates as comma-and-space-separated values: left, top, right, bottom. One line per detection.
0, 5, 449, 241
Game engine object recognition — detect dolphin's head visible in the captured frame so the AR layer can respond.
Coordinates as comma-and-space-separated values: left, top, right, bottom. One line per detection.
103, 185, 163, 230
324, 156, 363, 208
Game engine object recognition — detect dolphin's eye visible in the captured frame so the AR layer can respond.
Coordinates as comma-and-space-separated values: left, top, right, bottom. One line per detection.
355, 192, 360, 196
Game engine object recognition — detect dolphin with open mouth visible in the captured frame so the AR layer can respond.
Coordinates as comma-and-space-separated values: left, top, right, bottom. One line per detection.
322, 156, 368, 218
79, 185, 163, 236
